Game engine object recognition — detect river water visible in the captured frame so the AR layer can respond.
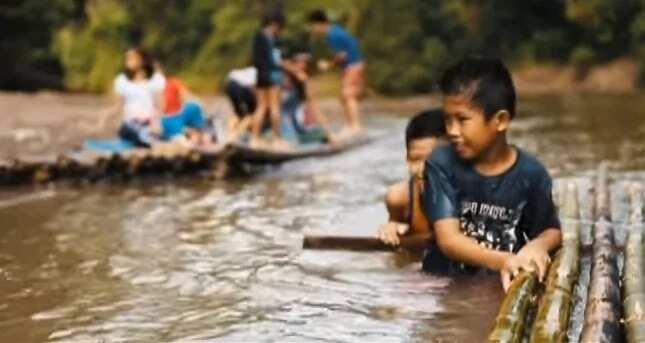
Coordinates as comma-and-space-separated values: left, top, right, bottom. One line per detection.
1, 93, 644, 342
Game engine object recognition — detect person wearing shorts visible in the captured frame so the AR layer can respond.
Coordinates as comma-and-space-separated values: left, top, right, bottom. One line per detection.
249, 9, 290, 149
308, 9, 365, 137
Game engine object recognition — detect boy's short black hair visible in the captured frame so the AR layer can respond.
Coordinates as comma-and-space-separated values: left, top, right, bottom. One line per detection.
262, 8, 286, 28
439, 57, 516, 119
405, 108, 445, 150
307, 9, 329, 23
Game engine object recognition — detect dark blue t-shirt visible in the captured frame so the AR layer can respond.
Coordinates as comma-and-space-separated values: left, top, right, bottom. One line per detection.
326, 24, 362, 67
421, 144, 560, 273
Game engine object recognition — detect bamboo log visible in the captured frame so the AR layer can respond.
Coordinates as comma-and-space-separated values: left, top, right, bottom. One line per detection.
623, 183, 645, 343
580, 164, 623, 342
488, 271, 539, 343
529, 182, 581, 343
302, 235, 429, 253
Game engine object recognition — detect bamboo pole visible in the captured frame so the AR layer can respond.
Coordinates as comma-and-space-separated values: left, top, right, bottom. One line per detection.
529, 182, 581, 343
580, 164, 623, 342
488, 271, 539, 343
624, 183, 645, 343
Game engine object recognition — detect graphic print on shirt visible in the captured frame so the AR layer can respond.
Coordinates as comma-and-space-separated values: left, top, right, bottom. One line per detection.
459, 200, 528, 253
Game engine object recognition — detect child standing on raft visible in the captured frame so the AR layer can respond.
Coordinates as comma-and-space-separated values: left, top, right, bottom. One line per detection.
307, 9, 365, 138
421, 57, 562, 291
249, 9, 290, 150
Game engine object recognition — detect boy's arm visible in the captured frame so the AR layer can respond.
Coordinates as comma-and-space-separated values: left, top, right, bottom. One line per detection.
385, 182, 408, 222
515, 228, 561, 279
434, 218, 512, 271
377, 182, 410, 245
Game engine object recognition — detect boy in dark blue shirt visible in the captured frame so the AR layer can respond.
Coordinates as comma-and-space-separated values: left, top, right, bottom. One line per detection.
422, 57, 562, 291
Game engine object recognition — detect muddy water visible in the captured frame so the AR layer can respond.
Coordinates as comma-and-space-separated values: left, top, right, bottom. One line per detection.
1, 93, 645, 342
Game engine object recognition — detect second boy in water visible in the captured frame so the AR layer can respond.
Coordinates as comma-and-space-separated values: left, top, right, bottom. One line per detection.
376, 109, 445, 246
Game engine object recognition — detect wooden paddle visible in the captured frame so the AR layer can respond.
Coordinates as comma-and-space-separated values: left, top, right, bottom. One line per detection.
302, 235, 430, 253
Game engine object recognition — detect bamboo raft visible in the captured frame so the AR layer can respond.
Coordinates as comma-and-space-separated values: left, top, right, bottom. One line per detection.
580, 165, 623, 342
489, 165, 640, 342
0, 135, 370, 187
624, 183, 645, 343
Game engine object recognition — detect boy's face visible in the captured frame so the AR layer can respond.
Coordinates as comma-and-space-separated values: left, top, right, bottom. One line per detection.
443, 94, 508, 160
407, 137, 439, 179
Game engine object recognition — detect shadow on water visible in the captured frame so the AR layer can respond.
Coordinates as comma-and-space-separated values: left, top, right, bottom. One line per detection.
1, 93, 645, 342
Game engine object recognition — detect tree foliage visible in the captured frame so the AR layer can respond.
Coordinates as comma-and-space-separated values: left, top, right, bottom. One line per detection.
2, 0, 645, 93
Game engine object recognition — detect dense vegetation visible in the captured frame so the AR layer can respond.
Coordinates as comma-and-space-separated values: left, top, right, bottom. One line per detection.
3, 0, 645, 94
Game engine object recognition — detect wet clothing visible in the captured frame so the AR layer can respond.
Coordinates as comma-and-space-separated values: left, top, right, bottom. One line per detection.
163, 78, 184, 114
114, 72, 165, 122
421, 144, 560, 273
326, 24, 362, 68
252, 29, 282, 88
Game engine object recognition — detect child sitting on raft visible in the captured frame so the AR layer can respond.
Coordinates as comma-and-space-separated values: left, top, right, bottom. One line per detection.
376, 109, 445, 246
98, 48, 216, 150
421, 57, 562, 291
155, 62, 218, 149
98, 46, 165, 147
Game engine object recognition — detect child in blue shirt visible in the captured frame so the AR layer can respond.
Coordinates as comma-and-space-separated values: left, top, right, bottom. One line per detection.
422, 57, 562, 291
307, 9, 365, 138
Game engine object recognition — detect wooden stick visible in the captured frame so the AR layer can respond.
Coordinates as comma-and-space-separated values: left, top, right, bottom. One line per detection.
302, 235, 429, 253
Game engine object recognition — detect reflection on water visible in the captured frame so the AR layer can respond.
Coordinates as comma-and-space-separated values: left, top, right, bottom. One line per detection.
1, 93, 645, 342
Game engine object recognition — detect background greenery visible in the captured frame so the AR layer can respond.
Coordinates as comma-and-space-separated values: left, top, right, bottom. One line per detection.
2, 0, 645, 94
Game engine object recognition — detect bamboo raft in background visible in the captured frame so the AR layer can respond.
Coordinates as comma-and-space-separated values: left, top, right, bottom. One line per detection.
623, 183, 645, 343
580, 164, 623, 342
0, 135, 370, 187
